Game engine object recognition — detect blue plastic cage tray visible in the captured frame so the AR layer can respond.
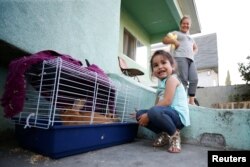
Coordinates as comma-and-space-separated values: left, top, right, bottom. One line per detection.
15, 123, 138, 159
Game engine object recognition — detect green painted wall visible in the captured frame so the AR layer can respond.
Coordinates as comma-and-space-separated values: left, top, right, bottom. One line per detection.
0, 0, 121, 73
119, 8, 150, 53
182, 106, 250, 150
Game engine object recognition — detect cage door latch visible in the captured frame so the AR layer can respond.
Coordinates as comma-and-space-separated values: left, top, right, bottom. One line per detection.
24, 113, 35, 129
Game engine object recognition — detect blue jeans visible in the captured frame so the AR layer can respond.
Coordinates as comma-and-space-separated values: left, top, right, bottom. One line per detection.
136, 106, 184, 136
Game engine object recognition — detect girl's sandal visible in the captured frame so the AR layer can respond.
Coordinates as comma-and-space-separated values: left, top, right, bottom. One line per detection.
153, 132, 169, 147
168, 131, 181, 153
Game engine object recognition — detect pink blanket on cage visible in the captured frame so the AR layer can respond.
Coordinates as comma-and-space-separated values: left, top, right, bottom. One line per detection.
1, 50, 83, 118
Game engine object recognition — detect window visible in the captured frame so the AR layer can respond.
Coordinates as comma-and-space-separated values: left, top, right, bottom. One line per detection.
123, 29, 147, 68
123, 29, 136, 60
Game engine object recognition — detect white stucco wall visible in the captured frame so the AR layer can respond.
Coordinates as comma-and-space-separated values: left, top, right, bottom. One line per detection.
197, 69, 218, 87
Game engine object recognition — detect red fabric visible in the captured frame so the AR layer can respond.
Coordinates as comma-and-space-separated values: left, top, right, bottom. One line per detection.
1, 50, 82, 118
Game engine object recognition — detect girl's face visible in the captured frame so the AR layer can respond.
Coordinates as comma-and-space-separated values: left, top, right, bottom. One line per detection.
180, 18, 191, 33
152, 55, 174, 80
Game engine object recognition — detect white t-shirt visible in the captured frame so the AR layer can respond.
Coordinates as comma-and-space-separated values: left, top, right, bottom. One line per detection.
168, 31, 196, 60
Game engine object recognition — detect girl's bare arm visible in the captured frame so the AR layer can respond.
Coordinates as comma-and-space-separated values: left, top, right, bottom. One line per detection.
156, 76, 179, 106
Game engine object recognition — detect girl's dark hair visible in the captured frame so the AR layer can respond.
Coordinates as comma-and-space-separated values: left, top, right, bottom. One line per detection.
150, 50, 177, 74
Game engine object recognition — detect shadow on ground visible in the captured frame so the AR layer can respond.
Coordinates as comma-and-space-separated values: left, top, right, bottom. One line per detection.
0, 137, 219, 167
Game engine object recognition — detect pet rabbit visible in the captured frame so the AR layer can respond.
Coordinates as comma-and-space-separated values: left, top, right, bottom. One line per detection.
60, 99, 119, 125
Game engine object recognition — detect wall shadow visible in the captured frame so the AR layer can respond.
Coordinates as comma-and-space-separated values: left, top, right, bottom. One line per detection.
0, 39, 30, 67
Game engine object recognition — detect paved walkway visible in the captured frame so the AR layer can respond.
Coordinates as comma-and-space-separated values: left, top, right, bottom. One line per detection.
0, 138, 218, 167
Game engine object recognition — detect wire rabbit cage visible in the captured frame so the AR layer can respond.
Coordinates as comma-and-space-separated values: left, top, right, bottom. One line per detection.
13, 57, 140, 158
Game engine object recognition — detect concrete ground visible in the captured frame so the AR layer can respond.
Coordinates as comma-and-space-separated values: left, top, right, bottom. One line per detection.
0, 138, 219, 167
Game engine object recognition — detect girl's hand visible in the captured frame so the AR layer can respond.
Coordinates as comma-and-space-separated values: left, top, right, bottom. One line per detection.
138, 113, 149, 126
130, 113, 136, 118
129, 108, 138, 118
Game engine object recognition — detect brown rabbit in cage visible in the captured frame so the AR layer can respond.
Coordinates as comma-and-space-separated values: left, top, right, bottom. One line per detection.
60, 99, 119, 125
